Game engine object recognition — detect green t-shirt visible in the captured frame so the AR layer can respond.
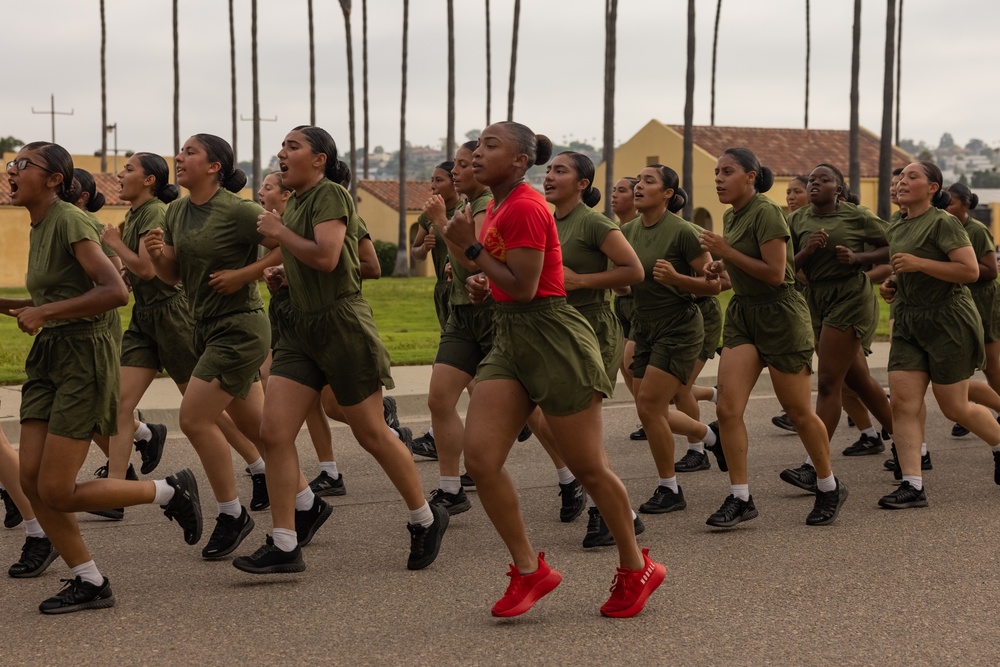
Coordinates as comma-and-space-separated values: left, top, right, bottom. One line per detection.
449, 188, 493, 306
789, 201, 888, 282
83, 212, 117, 259
623, 209, 703, 317
26, 200, 105, 327
963, 216, 997, 294
282, 178, 362, 311
556, 202, 618, 308
163, 188, 265, 320
723, 193, 795, 297
418, 200, 460, 283
123, 197, 183, 307
888, 207, 972, 309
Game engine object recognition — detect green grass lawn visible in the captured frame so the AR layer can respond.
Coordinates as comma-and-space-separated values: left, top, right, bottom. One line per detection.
0, 279, 892, 385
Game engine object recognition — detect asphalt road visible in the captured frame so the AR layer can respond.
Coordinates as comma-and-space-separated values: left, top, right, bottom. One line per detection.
2, 392, 999, 667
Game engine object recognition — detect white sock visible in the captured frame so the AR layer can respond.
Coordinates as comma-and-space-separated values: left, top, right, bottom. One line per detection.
408, 502, 434, 528
631, 509, 638, 520
320, 461, 340, 479
689, 442, 705, 454
440, 476, 461, 494
0, 481, 6, 490
586, 495, 596, 508
658, 476, 678, 493
24, 518, 45, 538
272, 528, 298, 552
902, 475, 923, 490
702, 424, 717, 446
731, 484, 750, 501
153, 479, 175, 505
247, 458, 266, 475
134, 422, 152, 442
390, 427, 399, 437
920, 442, 928, 456
71, 560, 104, 586
295, 486, 315, 512
862, 427, 878, 439
816, 474, 836, 493
710, 386, 718, 404
804, 455, 814, 467
218, 498, 242, 518
428, 427, 435, 438
556, 467, 575, 485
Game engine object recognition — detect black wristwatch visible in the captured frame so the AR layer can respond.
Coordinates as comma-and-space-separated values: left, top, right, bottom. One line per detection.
465, 242, 484, 261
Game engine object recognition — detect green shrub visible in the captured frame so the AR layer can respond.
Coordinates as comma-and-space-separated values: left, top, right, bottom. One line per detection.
373, 240, 397, 278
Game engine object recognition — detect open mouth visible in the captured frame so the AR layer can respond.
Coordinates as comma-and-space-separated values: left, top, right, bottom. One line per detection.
279, 163, 289, 173
9, 179, 18, 195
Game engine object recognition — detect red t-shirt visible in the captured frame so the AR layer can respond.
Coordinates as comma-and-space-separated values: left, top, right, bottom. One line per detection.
480, 183, 566, 302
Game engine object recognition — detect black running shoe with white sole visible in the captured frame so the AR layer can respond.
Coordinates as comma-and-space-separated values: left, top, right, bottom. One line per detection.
39, 577, 115, 615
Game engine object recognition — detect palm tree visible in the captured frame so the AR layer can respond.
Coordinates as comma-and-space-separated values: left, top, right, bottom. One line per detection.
507, 0, 520, 121
877, 0, 897, 220
804, 0, 811, 128
339, 0, 358, 201
682, 0, 695, 221
100, 0, 107, 172
229, 0, 237, 160
446, 0, 455, 160
710, 0, 722, 125
251, 0, 261, 196
394, 0, 410, 277
895, 0, 903, 145
309, 0, 316, 125
602, 0, 618, 218
485, 0, 492, 125
848, 0, 861, 197
172, 0, 180, 159
363, 0, 370, 177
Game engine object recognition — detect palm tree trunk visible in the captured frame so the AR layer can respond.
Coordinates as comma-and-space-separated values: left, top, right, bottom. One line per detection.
804, 0, 811, 129
172, 0, 180, 159
507, 0, 520, 121
363, 0, 370, 178
848, 0, 861, 196
485, 0, 492, 126
340, 1, 358, 201
877, 0, 897, 220
710, 0, 722, 126
309, 0, 316, 126
100, 0, 107, 173
602, 0, 618, 218
895, 0, 903, 145
394, 0, 410, 277
229, 0, 237, 160
682, 0, 695, 222
446, 0, 455, 159
252, 0, 261, 197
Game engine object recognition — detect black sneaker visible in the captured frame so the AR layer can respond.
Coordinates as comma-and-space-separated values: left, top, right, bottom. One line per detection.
638, 485, 686, 514
396, 426, 415, 454
629, 425, 647, 441
582, 508, 645, 548
429, 488, 472, 516
883, 446, 932, 476
779, 463, 818, 493
250, 473, 270, 511
202, 508, 254, 559
460, 472, 475, 489
993, 451, 1000, 486
558, 479, 585, 522
847, 415, 856, 429
878, 481, 928, 509
39, 576, 115, 614
517, 424, 533, 442
295, 496, 332, 547
161, 468, 203, 545
135, 423, 167, 475
87, 508, 125, 521
771, 413, 797, 432
675, 449, 711, 473
706, 494, 758, 528
383, 396, 400, 430
842, 432, 885, 456
806, 479, 848, 526
233, 536, 305, 574
410, 431, 438, 460
94, 462, 139, 481
1, 488, 23, 528
308, 471, 346, 497
407, 503, 449, 570
704, 421, 728, 472
8, 536, 58, 578
951, 422, 970, 437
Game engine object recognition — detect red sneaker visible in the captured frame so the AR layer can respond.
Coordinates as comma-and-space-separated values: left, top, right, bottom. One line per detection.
600, 547, 666, 618
491, 552, 563, 617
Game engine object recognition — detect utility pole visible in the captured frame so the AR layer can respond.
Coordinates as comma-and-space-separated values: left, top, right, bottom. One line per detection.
32, 95, 74, 143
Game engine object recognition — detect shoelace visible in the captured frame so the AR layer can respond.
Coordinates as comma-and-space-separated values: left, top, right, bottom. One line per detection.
94, 465, 108, 478
607, 569, 633, 599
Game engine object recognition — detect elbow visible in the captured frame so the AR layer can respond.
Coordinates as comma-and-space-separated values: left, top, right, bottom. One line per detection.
767, 272, 787, 288
625, 266, 645, 286
136, 267, 156, 282
317, 257, 340, 273
111, 283, 129, 307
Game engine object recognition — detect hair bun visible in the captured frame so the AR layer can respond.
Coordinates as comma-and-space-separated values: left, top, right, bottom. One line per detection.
668, 187, 688, 214
159, 184, 181, 204
534, 134, 553, 165
970, 193, 980, 209
582, 186, 602, 208
932, 190, 952, 210
756, 166, 774, 194
224, 168, 248, 193
87, 192, 106, 212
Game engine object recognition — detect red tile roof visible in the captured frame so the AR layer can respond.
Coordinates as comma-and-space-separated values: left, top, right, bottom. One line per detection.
666, 125, 912, 178
358, 180, 434, 212
0, 172, 127, 206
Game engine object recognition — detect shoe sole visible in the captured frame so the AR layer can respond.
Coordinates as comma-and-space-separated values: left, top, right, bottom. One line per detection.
771, 418, 797, 433
171, 469, 203, 545
412, 450, 439, 461
806, 484, 849, 526
232, 557, 306, 575
139, 424, 167, 475
778, 470, 818, 493
583, 516, 645, 548
491, 569, 563, 617
600, 563, 666, 618
202, 515, 255, 560
407, 505, 450, 570
675, 461, 711, 473
878, 497, 928, 509
9, 547, 60, 579
4, 515, 24, 529
560, 503, 586, 523
87, 509, 125, 520
298, 502, 333, 548
638, 500, 687, 515
311, 485, 347, 498
842, 445, 885, 456
40, 594, 116, 615
433, 500, 472, 516
629, 433, 647, 441
705, 507, 758, 528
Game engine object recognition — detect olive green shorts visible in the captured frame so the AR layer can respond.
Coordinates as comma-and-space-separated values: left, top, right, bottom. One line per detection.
268, 287, 294, 350
270, 293, 395, 406
192, 309, 269, 400
969, 281, 1000, 344
613, 294, 635, 340
724, 286, 815, 375
805, 273, 878, 352
889, 295, 985, 384
576, 302, 624, 383
630, 305, 704, 383
434, 302, 495, 377
120, 293, 199, 383
477, 298, 614, 416
21, 316, 120, 440
433, 281, 451, 331
697, 296, 723, 361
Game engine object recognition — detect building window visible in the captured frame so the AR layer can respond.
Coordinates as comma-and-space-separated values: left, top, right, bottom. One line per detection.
694, 208, 712, 231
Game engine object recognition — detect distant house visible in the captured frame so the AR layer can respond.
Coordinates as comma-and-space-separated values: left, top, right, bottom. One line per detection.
356, 180, 437, 277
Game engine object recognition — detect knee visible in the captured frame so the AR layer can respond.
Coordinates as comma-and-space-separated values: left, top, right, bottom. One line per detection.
716, 399, 743, 424
816, 373, 842, 398
36, 479, 72, 512
19, 471, 39, 503
782, 402, 813, 425
178, 410, 207, 439
634, 394, 661, 423
427, 387, 457, 418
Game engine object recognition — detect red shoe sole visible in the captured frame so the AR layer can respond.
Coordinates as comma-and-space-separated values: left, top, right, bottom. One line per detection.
491, 569, 563, 617
600, 563, 666, 618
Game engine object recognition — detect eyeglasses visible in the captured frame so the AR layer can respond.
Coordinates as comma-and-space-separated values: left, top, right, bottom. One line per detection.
5, 158, 54, 173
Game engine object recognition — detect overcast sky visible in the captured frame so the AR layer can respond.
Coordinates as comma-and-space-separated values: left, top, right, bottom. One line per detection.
4, 0, 999, 168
